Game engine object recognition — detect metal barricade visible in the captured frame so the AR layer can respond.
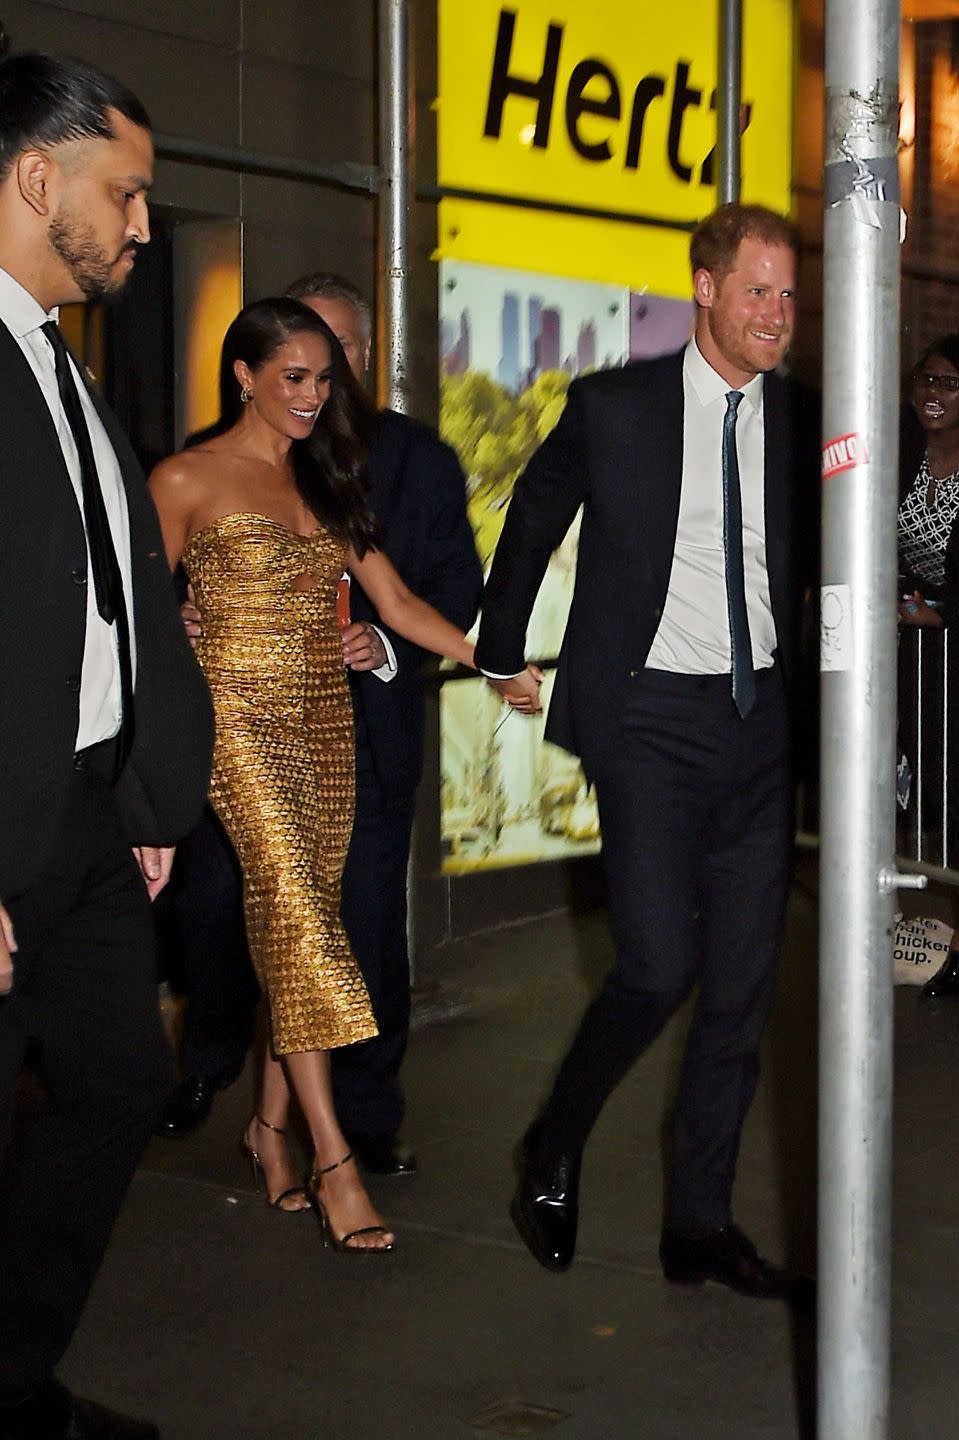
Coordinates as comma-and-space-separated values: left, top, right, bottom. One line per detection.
896, 625, 957, 881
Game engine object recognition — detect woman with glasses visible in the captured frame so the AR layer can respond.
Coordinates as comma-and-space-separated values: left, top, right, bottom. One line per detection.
898, 335, 959, 993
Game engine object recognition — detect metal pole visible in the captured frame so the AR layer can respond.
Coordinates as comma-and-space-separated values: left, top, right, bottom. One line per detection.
377, 0, 412, 414
819, 1, 912, 1434
717, 0, 742, 204
377, 0, 417, 979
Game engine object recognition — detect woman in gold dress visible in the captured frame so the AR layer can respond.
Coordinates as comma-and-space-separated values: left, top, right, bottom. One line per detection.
149, 298, 495, 1252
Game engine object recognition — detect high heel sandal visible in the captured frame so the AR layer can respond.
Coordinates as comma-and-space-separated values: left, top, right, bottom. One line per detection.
239, 1115, 309, 1212
306, 1151, 395, 1254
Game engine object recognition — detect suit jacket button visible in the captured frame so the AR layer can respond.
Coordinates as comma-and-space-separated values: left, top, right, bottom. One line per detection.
71, 567, 87, 586
629, 669, 638, 678
653, 606, 662, 618
66, 673, 81, 692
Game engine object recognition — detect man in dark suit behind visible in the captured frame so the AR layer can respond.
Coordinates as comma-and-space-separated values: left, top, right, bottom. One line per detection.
156, 276, 482, 1177
0, 34, 213, 1440
476, 204, 813, 1297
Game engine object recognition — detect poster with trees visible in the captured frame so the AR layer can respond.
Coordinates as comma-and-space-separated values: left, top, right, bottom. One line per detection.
437, 259, 693, 871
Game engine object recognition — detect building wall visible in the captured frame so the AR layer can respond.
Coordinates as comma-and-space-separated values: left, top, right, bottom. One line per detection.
796, 5, 959, 380
904, 20, 959, 363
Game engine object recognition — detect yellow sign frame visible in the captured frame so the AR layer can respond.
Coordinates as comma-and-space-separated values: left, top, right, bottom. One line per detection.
437, 0, 795, 295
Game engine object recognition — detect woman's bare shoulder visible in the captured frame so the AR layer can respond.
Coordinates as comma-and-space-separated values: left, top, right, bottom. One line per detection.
149, 447, 222, 497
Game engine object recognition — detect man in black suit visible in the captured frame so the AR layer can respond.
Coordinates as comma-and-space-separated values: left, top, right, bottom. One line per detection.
0, 34, 213, 1440
477, 204, 812, 1297
156, 275, 482, 1176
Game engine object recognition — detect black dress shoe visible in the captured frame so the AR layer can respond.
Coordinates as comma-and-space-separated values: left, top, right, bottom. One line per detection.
0, 1378, 159, 1438
348, 1135, 417, 1176
923, 948, 959, 997
510, 1123, 581, 1272
660, 1222, 805, 1301
153, 1074, 222, 1137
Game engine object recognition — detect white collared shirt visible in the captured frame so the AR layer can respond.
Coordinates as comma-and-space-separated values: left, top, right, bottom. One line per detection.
645, 337, 777, 674
0, 266, 136, 748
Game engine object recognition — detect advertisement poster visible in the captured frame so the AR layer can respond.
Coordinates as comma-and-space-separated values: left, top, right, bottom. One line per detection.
438, 258, 693, 873
441, 671, 599, 873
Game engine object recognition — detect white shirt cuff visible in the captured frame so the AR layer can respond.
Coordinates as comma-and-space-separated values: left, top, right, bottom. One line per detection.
371, 626, 397, 683
480, 669, 526, 680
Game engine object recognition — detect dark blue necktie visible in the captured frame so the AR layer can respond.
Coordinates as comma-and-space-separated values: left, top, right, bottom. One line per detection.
722, 390, 756, 719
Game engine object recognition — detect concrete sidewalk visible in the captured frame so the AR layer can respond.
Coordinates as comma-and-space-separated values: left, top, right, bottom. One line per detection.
58, 861, 959, 1438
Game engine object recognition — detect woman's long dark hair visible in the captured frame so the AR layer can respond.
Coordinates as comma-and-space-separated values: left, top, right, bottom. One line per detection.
203, 297, 380, 557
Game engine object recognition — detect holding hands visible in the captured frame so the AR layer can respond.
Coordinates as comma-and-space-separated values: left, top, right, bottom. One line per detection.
0, 901, 16, 995
487, 665, 544, 714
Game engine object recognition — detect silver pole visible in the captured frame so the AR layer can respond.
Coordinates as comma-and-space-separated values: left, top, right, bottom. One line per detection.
717, 0, 742, 204
917, 632, 924, 861
819, 0, 903, 1434
377, 0, 412, 414
378, 0, 417, 978
942, 632, 949, 866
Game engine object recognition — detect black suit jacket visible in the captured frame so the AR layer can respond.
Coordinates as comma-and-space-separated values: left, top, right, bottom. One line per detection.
475, 349, 815, 778
0, 320, 214, 900
348, 409, 482, 796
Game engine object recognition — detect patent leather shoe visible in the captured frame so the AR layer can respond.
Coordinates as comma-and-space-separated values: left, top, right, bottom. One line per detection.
348, 1134, 417, 1176
153, 1074, 222, 1137
510, 1124, 581, 1272
922, 949, 959, 997
0, 1378, 159, 1438
660, 1222, 808, 1302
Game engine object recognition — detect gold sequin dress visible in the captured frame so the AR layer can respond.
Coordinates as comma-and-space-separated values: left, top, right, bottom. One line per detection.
182, 512, 377, 1054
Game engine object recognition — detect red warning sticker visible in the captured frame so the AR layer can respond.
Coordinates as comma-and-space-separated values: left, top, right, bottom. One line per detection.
822, 432, 870, 480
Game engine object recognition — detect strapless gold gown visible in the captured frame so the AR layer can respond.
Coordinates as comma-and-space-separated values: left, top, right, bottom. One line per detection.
182, 512, 376, 1054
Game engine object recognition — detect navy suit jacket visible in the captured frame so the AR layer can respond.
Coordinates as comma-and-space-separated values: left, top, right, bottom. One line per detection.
348, 409, 482, 796
475, 350, 816, 778
0, 319, 214, 899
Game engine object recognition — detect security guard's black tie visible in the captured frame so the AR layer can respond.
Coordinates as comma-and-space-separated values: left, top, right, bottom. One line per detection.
42, 320, 133, 760
722, 390, 756, 719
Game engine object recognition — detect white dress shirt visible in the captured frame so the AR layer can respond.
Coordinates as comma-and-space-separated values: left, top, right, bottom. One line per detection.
0, 266, 135, 748
645, 337, 777, 673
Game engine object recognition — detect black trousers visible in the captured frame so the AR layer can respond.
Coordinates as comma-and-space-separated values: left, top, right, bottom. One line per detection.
538, 665, 791, 1234
335, 713, 415, 1139
164, 721, 415, 1139
157, 807, 259, 1085
0, 765, 171, 1402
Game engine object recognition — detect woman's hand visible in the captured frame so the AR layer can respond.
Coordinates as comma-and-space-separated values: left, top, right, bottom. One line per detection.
898, 591, 944, 627
0, 900, 17, 995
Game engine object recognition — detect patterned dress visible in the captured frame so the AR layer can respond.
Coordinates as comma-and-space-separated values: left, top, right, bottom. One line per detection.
898, 456, 959, 596
182, 512, 376, 1054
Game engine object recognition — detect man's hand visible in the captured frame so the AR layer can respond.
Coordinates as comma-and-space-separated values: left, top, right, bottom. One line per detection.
342, 621, 387, 671
0, 901, 17, 995
487, 665, 544, 714
181, 584, 202, 648
132, 846, 175, 902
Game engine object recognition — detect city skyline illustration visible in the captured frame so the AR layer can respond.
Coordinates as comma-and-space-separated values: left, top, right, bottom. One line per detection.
440, 261, 628, 390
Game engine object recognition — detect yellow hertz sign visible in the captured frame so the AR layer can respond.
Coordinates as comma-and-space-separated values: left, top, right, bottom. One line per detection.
437, 0, 794, 295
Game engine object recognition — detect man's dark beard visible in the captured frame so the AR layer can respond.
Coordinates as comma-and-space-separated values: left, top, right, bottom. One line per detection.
49, 208, 130, 301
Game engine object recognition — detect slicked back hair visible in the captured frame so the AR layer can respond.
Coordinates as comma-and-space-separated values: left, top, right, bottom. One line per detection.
690, 203, 800, 284
0, 27, 151, 183
285, 272, 372, 343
